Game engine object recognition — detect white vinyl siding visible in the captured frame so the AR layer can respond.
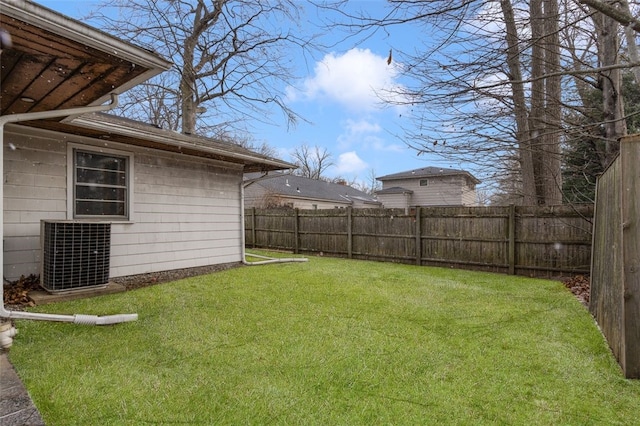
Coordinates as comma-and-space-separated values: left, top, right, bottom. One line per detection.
378, 175, 477, 207
3, 125, 244, 281
376, 193, 410, 210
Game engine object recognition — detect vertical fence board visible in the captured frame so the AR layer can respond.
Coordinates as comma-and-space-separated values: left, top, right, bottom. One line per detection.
590, 134, 640, 379
508, 204, 516, 275
246, 205, 592, 277
621, 136, 640, 378
591, 158, 623, 365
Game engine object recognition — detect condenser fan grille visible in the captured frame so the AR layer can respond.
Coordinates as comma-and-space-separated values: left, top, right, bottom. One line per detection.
41, 221, 111, 293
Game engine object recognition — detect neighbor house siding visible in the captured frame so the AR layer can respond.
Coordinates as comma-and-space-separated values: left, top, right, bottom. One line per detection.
377, 193, 410, 209
461, 180, 477, 205
3, 125, 243, 281
384, 177, 464, 206
269, 195, 349, 210
286, 197, 349, 209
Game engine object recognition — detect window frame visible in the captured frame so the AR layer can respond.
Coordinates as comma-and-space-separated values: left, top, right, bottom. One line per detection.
67, 144, 134, 221
419, 179, 429, 187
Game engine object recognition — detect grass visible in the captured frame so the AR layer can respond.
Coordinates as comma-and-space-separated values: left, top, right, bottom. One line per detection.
8, 252, 640, 425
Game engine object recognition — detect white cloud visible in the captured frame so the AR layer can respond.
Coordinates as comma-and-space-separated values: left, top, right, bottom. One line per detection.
337, 118, 405, 153
345, 118, 382, 135
288, 48, 401, 112
334, 151, 368, 174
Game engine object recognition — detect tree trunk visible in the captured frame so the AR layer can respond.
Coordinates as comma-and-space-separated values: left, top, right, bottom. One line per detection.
593, 10, 626, 165
541, 0, 563, 205
501, 0, 536, 205
529, 0, 546, 204
181, 29, 198, 135
620, 0, 640, 84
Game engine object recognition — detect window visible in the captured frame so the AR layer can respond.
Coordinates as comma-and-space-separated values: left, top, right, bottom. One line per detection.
71, 147, 131, 219
419, 179, 429, 186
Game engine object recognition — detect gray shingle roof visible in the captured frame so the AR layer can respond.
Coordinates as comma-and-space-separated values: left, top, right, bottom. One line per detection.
245, 173, 379, 205
377, 166, 480, 184
375, 186, 413, 195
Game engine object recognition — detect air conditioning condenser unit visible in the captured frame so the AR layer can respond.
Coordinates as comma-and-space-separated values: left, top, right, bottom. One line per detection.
40, 220, 111, 293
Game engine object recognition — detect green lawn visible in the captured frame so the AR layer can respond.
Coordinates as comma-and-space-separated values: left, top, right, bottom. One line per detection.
8, 253, 640, 425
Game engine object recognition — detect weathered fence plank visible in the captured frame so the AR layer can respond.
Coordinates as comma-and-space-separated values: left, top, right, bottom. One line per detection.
246, 205, 593, 278
591, 134, 640, 379
622, 136, 640, 378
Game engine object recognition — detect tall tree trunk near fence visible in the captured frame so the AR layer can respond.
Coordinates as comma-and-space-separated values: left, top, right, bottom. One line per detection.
592, 10, 627, 165
501, 0, 537, 206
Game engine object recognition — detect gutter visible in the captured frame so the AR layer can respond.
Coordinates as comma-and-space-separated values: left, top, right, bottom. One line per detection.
0, 94, 138, 349
69, 114, 296, 171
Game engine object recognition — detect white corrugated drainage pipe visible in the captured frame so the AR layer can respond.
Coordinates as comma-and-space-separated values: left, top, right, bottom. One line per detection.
239, 178, 308, 266
0, 94, 138, 329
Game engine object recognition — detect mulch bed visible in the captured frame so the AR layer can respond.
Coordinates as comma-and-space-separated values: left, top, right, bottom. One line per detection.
3, 267, 591, 309
2, 263, 241, 310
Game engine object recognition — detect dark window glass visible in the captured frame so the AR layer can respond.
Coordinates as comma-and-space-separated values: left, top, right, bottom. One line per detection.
74, 150, 128, 218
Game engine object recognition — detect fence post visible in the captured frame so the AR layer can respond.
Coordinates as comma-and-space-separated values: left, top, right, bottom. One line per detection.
347, 207, 353, 259
251, 207, 256, 249
621, 135, 640, 378
294, 208, 300, 254
415, 206, 422, 266
508, 204, 516, 275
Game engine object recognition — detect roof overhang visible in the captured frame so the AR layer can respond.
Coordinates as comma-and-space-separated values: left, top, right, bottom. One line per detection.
1, 1, 292, 173
22, 112, 296, 173
0, 0, 172, 116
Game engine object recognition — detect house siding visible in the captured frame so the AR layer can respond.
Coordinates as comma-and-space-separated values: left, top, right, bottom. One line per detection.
4, 125, 243, 281
284, 197, 350, 209
461, 179, 477, 205
377, 193, 410, 209
385, 176, 464, 206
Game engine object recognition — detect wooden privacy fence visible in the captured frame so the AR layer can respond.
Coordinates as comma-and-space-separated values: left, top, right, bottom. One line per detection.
245, 204, 593, 277
590, 134, 640, 379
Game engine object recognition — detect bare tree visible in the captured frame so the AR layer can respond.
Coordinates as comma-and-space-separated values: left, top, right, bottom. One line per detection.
576, 0, 640, 32
291, 144, 334, 180
316, 0, 638, 205
362, 168, 381, 195
591, 7, 627, 163
91, 0, 315, 137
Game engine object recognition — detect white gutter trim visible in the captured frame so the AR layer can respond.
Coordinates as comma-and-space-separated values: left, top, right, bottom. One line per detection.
0, 94, 138, 326
70, 115, 296, 170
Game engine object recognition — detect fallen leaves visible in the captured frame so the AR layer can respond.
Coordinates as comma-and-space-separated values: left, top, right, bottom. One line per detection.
562, 275, 590, 307
3, 274, 39, 308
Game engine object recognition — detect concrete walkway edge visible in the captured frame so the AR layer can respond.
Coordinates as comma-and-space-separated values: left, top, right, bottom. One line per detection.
0, 351, 45, 426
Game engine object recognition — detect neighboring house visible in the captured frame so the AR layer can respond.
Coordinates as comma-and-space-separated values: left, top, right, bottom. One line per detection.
244, 172, 381, 210
375, 167, 480, 210
1, 1, 293, 282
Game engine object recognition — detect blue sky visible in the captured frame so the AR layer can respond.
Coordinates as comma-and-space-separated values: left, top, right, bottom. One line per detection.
37, 1, 472, 189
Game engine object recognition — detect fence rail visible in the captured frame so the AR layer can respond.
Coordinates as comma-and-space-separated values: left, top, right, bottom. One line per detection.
245, 204, 594, 278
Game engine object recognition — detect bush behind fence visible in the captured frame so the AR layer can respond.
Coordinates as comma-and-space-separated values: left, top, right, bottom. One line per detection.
245, 204, 594, 278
